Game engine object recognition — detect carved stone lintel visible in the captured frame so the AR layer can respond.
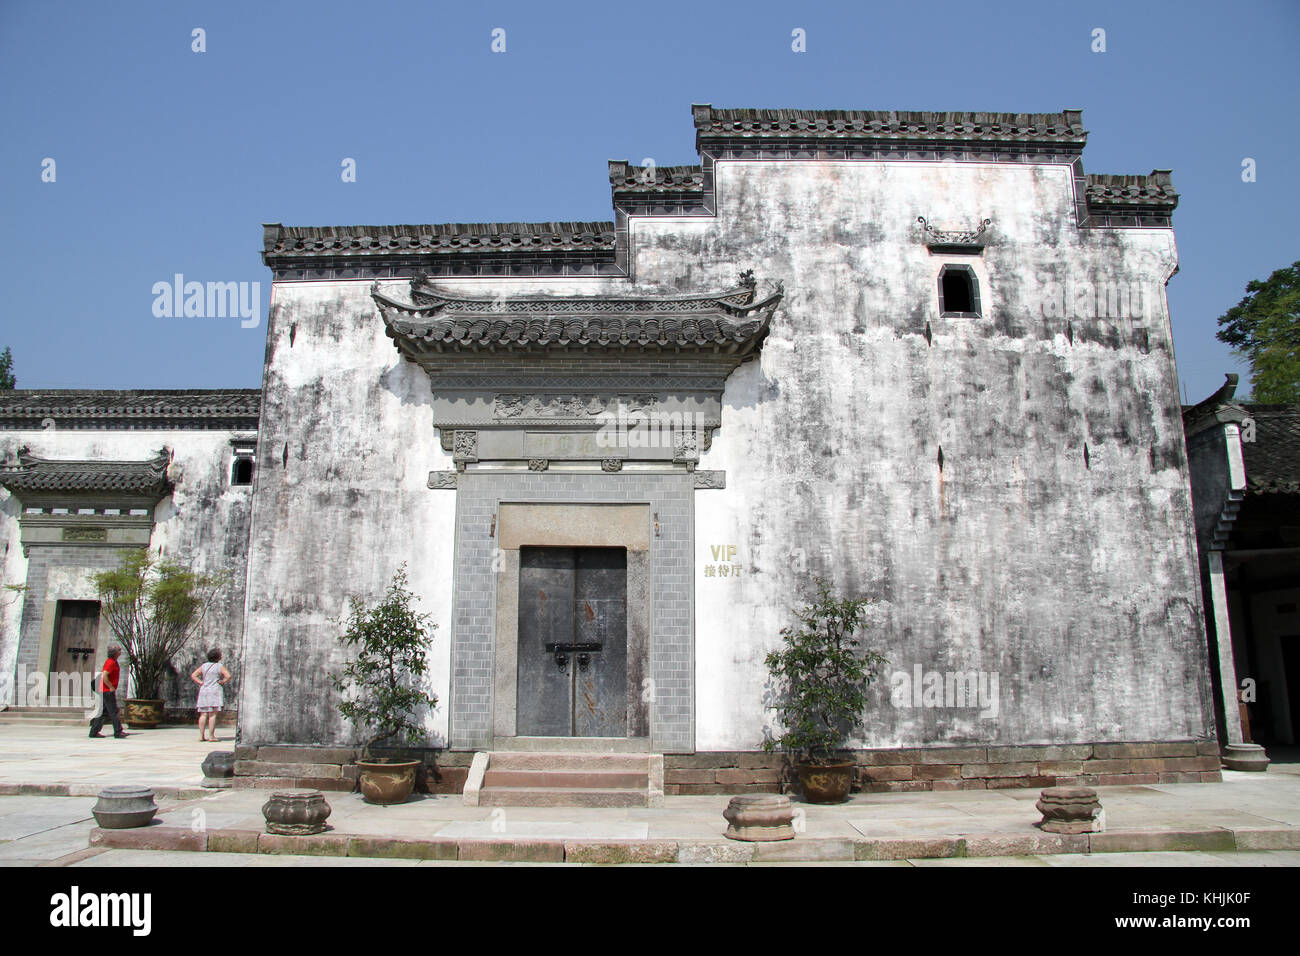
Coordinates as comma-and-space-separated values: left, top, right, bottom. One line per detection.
693, 470, 726, 489
494, 393, 656, 420
601, 459, 623, 472
528, 458, 549, 472
428, 471, 458, 490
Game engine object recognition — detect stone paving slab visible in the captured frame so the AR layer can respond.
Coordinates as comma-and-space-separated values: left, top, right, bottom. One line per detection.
53, 847, 1300, 868
0, 723, 229, 793
65, 782, 1300, 864
2, 724, 1298, 865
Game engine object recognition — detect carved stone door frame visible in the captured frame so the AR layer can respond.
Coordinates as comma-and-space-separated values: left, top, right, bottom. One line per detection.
493, 503, 652, 744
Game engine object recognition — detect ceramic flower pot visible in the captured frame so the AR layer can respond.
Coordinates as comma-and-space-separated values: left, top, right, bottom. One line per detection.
797, 760, 856, 804
124, 698, 165, 728
356, 759, 420, 804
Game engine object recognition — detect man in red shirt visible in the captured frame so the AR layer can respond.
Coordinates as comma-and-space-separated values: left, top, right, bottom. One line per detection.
89, 645, 128, 739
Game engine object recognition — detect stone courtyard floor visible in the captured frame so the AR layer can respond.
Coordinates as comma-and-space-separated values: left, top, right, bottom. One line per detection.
2, 724, 1299, 866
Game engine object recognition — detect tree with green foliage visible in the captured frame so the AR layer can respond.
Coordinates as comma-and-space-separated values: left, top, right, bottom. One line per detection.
1216, 261, 1300, 403
763, 579, 887, 764
0, 347, 14, 390
93, 549, 229, 700
332, 566, 438, 757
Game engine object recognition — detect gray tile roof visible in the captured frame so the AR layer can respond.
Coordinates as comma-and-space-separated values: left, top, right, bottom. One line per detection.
263, 222, 617, 262
0, 449, 172, 499
692, 105, 1088, 148
609, 162, 705, 194
0, 389, 260, 430
263, 106, 1177, 278
374, 274, 783, 358
1241, 404, 1300, 495
1085, 171, 1179, 210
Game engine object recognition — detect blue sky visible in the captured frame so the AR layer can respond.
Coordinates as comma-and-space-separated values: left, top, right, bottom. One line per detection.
1, 0, 1296, 400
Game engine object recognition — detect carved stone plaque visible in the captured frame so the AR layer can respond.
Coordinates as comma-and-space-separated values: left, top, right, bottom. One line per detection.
523, 432, 604, 459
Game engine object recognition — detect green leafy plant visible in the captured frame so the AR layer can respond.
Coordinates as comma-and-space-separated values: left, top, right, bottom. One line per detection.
94, 549, 229, 700
1216, 261, 1300, 403
331, 566, 438, 758
763, 579, 886, 765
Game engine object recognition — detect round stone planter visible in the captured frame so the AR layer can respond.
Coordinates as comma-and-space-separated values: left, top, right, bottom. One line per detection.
262, 789, 332, 835
92, 786, 158, 829
356, 759, 420, 805
201, 750, 235, 789
724, 794, 796, 841
796, 761, 855, 804
124, 698, 165, 729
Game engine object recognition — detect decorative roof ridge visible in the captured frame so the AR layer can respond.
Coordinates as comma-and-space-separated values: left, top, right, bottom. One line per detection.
0, 389, 261, 430
1085, 170, 1178, 208
1239, 402, 1300, 414
263, 221, 618, 262
9, 447, 171, 470
692, 104, 1087, 147
373, 271, 783, 359
609, 161, 706, 192
0, 447, 174, 501
0, 388, 260, 397
372, 271, 782, 318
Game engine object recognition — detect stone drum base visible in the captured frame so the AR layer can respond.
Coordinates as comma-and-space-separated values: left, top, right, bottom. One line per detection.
92, 786, 159, 830
1036, 786, 1104, 834
262, 789, 332, 835
724, 794, 795, 841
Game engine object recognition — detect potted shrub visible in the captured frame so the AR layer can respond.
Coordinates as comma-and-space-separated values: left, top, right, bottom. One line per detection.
94, 550, 228, 728
332, 566, 437, 805
763, 579, 886, 804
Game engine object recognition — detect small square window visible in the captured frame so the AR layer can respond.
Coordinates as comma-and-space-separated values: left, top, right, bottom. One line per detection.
938, 264, 981, 318
231, 455, 254, 486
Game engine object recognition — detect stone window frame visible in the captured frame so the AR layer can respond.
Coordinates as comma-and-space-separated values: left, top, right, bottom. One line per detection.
229, 439, 256, 487
937, 263, 982, 319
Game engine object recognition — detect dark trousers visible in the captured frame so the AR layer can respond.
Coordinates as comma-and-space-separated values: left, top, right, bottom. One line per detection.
89, 690, 122, 736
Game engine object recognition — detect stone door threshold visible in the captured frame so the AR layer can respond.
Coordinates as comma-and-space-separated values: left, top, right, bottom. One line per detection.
491, 737, 652, 753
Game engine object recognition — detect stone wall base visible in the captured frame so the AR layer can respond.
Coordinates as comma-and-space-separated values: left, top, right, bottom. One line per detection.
231, 742, 1221, 795
164, 708, 238, 727
232, 746, 474, 794
665, 742, 1223, 795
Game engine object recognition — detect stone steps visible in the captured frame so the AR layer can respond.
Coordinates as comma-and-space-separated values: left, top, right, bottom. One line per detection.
487, 752, 651, 772
482, 769, 647, 789
478, 786, 650, 808
0, 708, 87, 727
466, 751, 665, 808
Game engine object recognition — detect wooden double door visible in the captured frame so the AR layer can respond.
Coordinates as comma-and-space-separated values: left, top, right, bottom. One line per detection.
517, 547, 628, 737
50, 600, 101, 705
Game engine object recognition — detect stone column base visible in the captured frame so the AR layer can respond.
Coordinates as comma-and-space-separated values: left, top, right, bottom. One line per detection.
1222, 743, 1270, 772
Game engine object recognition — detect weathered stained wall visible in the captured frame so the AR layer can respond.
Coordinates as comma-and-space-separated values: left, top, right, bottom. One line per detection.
245, 156, 1215, 752
238, 283, 457, 746
0, 430, 253, 709
675, 160, 1212, 749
